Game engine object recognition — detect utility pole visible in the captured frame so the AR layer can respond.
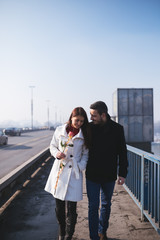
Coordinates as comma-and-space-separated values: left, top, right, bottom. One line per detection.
29, 86, 35, 129
46, 100, 50, 129
54, 105, 57, 125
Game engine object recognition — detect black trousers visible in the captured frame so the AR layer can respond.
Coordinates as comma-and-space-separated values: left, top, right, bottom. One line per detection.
55, 198, 77, 237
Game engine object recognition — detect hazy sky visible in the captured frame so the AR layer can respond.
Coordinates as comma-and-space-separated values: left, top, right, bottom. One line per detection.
0, 0, 160, 127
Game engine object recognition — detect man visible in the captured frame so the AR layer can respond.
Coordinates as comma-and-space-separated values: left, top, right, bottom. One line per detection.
86, 101, 128, 240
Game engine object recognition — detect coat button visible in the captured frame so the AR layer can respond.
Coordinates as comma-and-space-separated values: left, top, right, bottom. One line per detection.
69, 165, 72, 168
70, 155, 73, 157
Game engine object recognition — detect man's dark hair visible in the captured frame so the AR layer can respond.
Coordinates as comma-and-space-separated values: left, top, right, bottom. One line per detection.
90, 101, 108, 115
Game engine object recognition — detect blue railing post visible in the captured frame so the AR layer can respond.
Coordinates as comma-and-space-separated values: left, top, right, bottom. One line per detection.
158, 164, 160, 228
141, 154, 144, 221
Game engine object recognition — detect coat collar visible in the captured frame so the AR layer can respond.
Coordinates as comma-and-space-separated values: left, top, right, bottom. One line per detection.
61, 124, 84, 139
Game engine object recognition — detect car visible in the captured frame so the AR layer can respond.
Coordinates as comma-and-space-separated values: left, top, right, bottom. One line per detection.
0, 130, 8, 145
3, 127, 21, 136
50, 126, 55, 130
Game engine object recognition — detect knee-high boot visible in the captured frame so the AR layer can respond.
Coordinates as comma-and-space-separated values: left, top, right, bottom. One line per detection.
65, 213, 78, 240
55, 208, 66, 239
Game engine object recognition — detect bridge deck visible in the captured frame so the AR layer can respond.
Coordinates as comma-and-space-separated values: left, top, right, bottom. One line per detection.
0, 157, 159, 240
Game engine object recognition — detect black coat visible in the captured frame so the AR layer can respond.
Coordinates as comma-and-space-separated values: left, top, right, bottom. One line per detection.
86, 115, 128, 183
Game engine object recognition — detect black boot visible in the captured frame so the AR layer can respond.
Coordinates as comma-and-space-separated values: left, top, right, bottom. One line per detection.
65, 213, 78, 240
58, 237, 65, 240
55, 208, 66, 238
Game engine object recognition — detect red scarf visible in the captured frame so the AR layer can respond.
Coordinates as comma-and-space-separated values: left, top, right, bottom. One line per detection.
66, 125, 79, 137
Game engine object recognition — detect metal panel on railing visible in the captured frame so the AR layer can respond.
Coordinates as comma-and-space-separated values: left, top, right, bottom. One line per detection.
124, 145, 160, 234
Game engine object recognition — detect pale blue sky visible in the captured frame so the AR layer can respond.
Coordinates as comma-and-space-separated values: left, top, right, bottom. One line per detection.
0, 0, 160, 126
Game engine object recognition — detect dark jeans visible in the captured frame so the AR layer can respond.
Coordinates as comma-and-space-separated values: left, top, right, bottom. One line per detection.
86, 179, 115, 240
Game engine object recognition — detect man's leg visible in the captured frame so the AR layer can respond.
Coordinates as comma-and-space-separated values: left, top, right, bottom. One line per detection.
98, 181, 115, 235
86, 179, 101, 240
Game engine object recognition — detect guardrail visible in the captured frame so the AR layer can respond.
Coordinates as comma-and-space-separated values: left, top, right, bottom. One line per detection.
124, 145, 160, 234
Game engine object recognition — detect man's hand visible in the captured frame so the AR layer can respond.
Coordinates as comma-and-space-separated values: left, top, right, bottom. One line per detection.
117, 176, 125, 185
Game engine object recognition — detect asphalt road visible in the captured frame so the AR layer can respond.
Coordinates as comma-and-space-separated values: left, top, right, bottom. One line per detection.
0, 130, 54, 179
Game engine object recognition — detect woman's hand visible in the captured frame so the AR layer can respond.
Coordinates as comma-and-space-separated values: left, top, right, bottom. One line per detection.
56, 151, 66, 160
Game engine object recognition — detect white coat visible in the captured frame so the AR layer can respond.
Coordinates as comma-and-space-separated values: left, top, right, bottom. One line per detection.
45, 124, 88, 202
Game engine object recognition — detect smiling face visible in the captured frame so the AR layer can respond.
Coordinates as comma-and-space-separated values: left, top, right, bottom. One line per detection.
90, 109, 106, 125
71, 115, 84, 129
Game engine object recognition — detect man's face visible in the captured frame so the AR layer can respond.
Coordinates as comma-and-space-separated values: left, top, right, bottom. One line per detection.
90, 109, 103, 125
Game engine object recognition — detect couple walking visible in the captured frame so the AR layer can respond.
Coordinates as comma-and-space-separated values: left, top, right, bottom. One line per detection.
45, 101, 128, 240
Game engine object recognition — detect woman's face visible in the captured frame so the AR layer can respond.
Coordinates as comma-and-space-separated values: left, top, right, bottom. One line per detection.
71, 115, 84, 129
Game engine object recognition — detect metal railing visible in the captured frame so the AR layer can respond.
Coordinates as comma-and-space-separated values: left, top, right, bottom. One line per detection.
124, 145, 160, 234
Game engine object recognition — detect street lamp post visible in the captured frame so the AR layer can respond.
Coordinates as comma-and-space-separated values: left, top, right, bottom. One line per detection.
46, 100, 50, 129
29, 86, 35, 129
54, 105, 57, 126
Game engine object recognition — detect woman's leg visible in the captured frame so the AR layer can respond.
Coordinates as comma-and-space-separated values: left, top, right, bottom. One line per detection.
66, 201, 77, 240
55, 198, 66, 238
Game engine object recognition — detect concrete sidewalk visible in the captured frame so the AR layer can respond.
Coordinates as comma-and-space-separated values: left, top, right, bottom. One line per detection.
0, 156, 160, 240
74, 180, 160, 240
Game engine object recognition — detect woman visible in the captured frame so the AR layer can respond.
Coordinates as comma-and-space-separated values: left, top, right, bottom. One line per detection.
45, 107, 89, 240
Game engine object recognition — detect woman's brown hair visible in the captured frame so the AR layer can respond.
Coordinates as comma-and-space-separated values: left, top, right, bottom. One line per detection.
67, 107, 90, 148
